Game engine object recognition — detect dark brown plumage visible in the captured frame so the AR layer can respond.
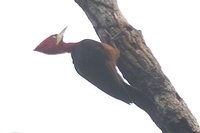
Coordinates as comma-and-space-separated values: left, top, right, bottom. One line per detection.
34, 27, 133, 104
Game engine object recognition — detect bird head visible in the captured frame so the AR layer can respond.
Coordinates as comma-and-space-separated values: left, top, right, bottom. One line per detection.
34, 26, 68, 54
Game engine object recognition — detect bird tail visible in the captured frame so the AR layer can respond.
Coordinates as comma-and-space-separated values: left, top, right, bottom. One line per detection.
123, 83, 156, 115
123, 83, 150, 106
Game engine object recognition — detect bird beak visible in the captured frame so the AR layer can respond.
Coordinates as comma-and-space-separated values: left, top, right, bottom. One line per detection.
56, 26, 68, 45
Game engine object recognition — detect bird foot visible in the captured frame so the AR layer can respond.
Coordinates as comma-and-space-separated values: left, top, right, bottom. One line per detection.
104, 29, 126, 48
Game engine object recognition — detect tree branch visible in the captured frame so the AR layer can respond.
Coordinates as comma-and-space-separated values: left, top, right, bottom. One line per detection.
74, 0, 200, 132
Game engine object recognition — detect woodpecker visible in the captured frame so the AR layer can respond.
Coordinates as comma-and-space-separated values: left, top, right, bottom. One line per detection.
34, 27, 133, 104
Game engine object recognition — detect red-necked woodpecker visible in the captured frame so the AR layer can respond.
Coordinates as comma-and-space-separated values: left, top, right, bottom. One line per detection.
34, 27, 133, 104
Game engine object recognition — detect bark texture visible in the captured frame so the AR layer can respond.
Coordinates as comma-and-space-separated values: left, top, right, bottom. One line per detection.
74, 0, 200, 133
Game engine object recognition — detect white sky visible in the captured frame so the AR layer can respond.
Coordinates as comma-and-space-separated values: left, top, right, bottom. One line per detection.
0, 0, 200, 133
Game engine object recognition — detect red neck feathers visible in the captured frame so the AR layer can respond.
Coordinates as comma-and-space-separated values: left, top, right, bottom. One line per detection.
60, 42, 78, 53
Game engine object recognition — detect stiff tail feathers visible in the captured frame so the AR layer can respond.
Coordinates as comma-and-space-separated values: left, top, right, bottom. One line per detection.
123, 83, 152, 107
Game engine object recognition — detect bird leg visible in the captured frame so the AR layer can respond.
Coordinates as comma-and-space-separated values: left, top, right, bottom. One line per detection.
102, 29, 126, 84
104, 29, 126, 48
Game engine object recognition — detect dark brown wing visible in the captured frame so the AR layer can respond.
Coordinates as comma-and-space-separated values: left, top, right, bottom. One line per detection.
71, 39, 131, 103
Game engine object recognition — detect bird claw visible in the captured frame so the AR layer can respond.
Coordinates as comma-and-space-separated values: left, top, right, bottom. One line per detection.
104, 29, 126, 48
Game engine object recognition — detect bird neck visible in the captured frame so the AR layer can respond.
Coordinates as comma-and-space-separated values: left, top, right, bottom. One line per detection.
60, 41, 79, 53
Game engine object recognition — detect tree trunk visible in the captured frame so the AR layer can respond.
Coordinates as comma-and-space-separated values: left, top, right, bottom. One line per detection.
74, 0, 200, 132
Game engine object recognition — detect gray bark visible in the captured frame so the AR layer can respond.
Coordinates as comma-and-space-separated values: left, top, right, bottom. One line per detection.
74, 0, 200, 132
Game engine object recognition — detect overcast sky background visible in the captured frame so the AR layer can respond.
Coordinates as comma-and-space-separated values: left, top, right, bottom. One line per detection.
0, 0, 200, 133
